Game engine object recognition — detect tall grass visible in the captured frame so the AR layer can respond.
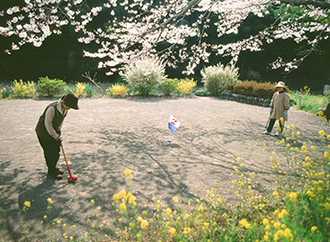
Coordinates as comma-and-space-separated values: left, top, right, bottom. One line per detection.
290, 86, 328, 114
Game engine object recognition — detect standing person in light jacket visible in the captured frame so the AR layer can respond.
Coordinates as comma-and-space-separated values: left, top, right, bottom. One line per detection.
262, 81, 290, 136
36, 93, 79, 180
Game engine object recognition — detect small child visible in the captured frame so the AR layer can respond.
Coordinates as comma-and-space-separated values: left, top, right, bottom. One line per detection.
262, 81, 290, 136
35, 93, 79, 180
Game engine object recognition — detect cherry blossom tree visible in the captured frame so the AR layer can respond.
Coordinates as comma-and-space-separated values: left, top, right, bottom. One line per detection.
0, 0, 329, 76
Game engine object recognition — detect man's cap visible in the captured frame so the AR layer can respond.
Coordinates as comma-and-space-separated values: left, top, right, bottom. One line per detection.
63, 93, 79, 109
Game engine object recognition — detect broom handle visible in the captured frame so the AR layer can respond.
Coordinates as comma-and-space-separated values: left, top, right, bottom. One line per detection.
60, 145, 73, 177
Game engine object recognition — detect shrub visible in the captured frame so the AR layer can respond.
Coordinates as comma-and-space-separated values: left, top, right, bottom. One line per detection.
159, 78, 179, 96
176, 78, 197, 95
11, 79, 36, 98
74, 82, 86, 96
226, 80, 275, 99
106, 83, 129, 97
0, 86, 10, 98
85, 84, 93, 97
37, 76, 66, 97
120, 57, 166, 96
194, 87, 211, 96
201, 62, 239, 97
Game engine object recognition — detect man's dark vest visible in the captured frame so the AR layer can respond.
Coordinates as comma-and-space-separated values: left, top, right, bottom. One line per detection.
35, 101, 66, 140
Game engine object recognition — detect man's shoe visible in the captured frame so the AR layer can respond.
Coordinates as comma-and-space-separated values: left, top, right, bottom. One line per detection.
56, 168, 64, 175
53, 174, 63, 180
48, 170, 63, 180
261, 130, 270, 135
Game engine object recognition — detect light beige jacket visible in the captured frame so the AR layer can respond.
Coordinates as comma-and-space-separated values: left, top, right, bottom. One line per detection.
270, 91, 290, 121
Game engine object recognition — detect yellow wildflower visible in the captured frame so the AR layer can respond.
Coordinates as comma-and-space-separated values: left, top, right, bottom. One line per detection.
24, 201, 31, 208
166, 208, 172, 216
47, 198, 52, 204
273, 221, 281, 230
124, 168, 132, 179
278, 209, 288, 219
128, 195, 137, 206
272, 191, 279, 198
119, 202, 126, 212
119, 190, 127, 199
172, 196, 178, 202
113, 194, 120, 202
129, 223, 135, 229
319, 130, 325, 137
169, 227, 176, 235
306, 190, 315, 197
288, 192, 298, 202
262, 218, 269, 226
140, 219, 149, 229
239, 219, 251, 229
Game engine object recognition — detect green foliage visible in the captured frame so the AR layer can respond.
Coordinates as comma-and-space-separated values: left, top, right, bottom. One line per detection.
85, 84, 93, 97
121, 57, 166, 96
159, 78, 179, 96
11, 79, 36, 98
37, 77, 66, 97
201, 63, 239, 97
0, 86, 10, 99
194, 87, 211, 97
226, 81, 275, 99
290, 87, 328, 114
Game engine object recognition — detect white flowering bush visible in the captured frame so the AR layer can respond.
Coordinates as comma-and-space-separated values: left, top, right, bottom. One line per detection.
120, 57, 166, 96
201, 63, 239, 97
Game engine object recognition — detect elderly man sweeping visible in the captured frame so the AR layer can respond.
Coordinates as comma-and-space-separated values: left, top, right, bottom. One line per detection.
262, 81, 290, 136
35, 93, 79, 180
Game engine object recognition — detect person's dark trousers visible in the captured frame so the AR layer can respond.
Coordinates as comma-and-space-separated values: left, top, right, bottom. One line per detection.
37, 135, 60, 175
267, 118, 284, 133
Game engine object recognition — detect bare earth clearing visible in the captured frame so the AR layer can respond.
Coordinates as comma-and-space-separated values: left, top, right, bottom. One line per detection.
0, 97, 329, 241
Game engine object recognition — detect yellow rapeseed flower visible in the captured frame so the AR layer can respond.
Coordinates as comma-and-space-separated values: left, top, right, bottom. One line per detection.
169, 227, 176, 235
172, 196, 178, 202
90, 199, 95, 204
129, 223, 135, 229
278, 209, 288, 219
288, 192, 298, 202
166, 208, 172, 216
311, 226, 318, 232
140, 219, 149, 229
119, 190, 127, 199
273, 221, 281, 230
272, 191, 279, 198
262, 218, 269, 226
24, 201, 31, 208
284, 228, 292, 240
47, 198, 52, 204
306, 190, 315, 197
119, 202, 127, 212
124, 168, 132, 179
239, 219, 251, 229
113, 193, 120, 202
319, 130, 325, 137
128, 195, 137, 206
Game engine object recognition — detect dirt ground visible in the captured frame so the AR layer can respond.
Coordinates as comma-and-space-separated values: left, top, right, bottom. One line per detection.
0, 96, 329, 241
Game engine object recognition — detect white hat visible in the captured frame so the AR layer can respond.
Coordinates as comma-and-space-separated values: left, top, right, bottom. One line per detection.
275, 81, 285, 88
